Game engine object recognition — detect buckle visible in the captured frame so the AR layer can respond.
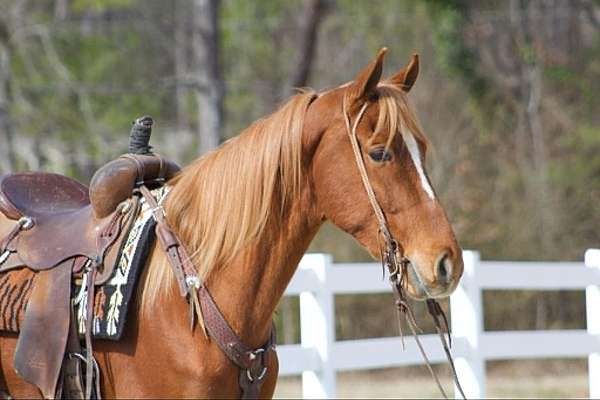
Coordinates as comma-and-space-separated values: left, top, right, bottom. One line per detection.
119, 200, 131, 214
244, 347, 268, 382
246, 366, 267, 383
18, 216, 34, 230
68, 352, 87, 362
248, 347, 265, 361
185, 275, 201, 289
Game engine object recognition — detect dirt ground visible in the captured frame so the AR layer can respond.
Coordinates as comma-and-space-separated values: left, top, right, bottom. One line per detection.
273, 359, 588, 398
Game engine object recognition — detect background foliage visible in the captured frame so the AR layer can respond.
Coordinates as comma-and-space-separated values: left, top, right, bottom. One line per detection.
0, 0, 598, 363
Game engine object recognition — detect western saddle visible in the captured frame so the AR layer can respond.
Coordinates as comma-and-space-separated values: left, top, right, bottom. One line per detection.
0, 116, 179, 399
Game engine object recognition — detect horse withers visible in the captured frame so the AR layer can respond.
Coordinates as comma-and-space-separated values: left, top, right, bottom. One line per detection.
0, 48, 463, 398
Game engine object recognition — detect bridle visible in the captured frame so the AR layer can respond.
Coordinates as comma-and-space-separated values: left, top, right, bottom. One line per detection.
342, 95, 467, 400
136, 92, 467, 399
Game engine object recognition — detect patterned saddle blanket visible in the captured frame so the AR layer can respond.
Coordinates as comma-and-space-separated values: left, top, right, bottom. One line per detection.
0, 186, 168, 340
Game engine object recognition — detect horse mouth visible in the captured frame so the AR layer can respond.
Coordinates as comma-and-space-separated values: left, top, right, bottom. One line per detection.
405, 261, 451, 300
404, 265, 429, 300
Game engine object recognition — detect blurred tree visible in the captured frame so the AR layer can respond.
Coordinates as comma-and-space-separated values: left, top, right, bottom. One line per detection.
0, 0, 597, 342
287, 0, 330, 90
174, 0, 191, 134
0, 16, 16, 173
193, 0, 223, 153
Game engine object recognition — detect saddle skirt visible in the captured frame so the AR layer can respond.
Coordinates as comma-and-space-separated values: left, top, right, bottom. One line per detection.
0, 186, 169, 340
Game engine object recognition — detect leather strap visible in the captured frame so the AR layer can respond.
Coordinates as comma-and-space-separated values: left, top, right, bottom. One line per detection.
0, 222, 22, 254
138, 185, 275, 399
83, 266, 97, 400
60, 303, 85, 400
14, 260, 72, 399
198, 285, 276, 369
342, 95, 467, 399
138, 185, 197, 296
0, 217, 33, 254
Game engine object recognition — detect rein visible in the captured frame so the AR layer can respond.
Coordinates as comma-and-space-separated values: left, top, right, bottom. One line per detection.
342, 97, 467, 400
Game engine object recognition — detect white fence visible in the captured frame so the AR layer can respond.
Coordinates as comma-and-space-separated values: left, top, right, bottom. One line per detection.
277, 249, 600, 398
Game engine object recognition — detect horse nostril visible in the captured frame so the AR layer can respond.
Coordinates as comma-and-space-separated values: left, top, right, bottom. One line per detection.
436, 252, 451, 283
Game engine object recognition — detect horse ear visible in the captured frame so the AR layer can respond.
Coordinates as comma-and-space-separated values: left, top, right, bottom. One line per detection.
387, 54, 419, 92
347, 47, 387, 103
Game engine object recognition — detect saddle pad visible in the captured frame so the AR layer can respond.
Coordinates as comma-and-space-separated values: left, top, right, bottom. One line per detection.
0, 186, 169, 340
74, 186, 169, 340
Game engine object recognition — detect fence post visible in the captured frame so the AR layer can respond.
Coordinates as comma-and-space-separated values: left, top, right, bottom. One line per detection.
450, 250, 485, 399
586, 248, 600, 399
299, 253, 336, 398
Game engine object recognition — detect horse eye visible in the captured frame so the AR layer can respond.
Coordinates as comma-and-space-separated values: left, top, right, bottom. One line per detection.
368, 147, 392, 162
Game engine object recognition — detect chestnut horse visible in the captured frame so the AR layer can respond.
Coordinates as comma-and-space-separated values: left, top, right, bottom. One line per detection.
0, 49, 463, 398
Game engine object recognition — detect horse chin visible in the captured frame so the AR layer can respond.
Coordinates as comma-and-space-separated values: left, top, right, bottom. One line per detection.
404, 264, 431, 301
404, 281, 429, 301
358, 238, 436, 301
359, 242, 431, 301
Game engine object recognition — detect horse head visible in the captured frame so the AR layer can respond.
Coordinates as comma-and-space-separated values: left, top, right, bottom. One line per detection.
305, 49, 463, 300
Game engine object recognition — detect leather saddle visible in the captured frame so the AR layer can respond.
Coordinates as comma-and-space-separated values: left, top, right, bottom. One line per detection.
0, 172, 132, 277
0, 155, 179, 276
0, 151, 179, 399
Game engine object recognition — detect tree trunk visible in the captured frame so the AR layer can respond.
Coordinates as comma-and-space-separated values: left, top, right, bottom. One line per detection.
54, 0, 69, 21
288, 0, 329, 90
0, 21, 16, 173
174, 0, 190, 132
192, 0, 223, 154
279, 0, 329, 344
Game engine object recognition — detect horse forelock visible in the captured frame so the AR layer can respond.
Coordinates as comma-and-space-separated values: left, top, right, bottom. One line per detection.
373, 84, 433, 198
322, 82, 429, 151
141, 91, 317, 310
372, 84, 429, 152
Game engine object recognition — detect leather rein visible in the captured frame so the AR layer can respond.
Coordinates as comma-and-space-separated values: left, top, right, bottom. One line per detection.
342, 96, 467, 400
138, 186, 274, 399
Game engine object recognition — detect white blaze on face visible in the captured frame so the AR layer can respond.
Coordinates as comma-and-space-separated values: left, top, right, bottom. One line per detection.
403, 132, 435, 200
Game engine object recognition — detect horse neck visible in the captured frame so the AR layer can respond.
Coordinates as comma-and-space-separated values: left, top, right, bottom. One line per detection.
203, 183, 322, 348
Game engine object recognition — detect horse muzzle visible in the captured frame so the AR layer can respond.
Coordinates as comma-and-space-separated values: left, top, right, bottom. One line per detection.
403, 251, 463, 300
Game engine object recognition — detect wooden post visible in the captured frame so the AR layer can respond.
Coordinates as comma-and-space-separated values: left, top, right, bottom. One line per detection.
299, 253, 335, 398
585, 249, 600, 399
450, 250, 485, 398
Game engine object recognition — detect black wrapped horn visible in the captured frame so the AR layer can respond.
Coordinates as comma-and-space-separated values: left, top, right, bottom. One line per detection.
129, 115, 154, 154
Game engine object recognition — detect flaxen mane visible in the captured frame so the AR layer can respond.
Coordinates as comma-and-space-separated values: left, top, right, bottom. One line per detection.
142, 91, 317, 307
142, 84, 427, 309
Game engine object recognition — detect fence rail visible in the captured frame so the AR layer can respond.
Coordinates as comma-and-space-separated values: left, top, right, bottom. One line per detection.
277, 249, 600, 398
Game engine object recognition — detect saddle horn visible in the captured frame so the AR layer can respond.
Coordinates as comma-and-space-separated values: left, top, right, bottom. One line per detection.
129, 116, 154, 155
